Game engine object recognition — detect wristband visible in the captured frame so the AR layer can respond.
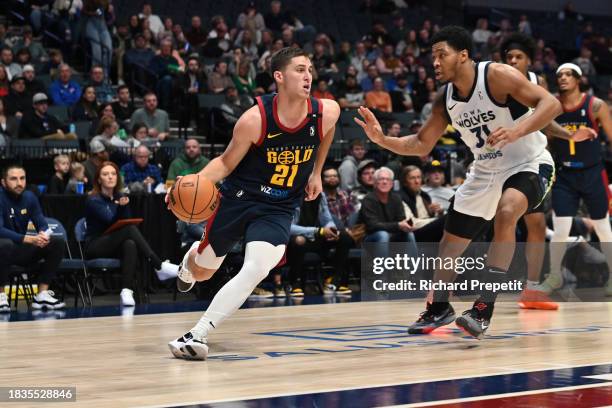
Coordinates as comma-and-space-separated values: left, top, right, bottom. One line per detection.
319, 227, 325, 236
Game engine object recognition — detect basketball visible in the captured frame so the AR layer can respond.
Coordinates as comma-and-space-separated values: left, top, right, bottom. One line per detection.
169, 174, 219, 223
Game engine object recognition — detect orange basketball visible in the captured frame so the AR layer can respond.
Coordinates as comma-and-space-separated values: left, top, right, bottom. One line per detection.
169, 174, 219, 223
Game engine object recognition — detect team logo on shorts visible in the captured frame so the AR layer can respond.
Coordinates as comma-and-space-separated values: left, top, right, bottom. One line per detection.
310, 126, 315, 137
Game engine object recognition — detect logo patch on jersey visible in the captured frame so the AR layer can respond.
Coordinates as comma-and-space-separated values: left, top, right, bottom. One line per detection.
267, 148, 313, 165
236, 190, 244, 198
260, 185, 290, 199
21, 209, 27, 215
449, 103, 458, 111
267, 132, 283, 139
310, 126, 315, 137
454, 109, 496, 129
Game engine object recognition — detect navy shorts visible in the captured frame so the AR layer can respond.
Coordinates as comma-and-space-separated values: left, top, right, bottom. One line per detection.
200, 191, 294, 257
551, 163, 609, 219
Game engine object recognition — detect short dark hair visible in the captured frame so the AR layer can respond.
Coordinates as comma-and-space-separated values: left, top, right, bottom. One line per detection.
431, 25, 473, 57
117, 84, 129, 93
500, 32, 536, 62
131, 122, 148, 136
270, 47, 309, 75
3, 164, 25, 179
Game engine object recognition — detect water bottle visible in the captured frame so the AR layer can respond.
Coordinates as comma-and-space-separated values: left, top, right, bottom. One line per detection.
118, 128, 127, 140
69, 123, 76, 134
76, 181, 84, 195
449, 151, 457, 182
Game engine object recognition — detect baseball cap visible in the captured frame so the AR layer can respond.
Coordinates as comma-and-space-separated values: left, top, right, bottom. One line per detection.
22, 64, 35, 73
424, 160, 445, 173
10, 75, 25, 84
32, 93, 49, 104
90, 139, 106, 154
357, 159, 377, 174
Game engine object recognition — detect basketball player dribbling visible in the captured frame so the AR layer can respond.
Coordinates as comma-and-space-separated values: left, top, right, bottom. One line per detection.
356, 25, 566, 339
167, 47, 340, 360
541, 62, 612, 297
501, 33, 597, 310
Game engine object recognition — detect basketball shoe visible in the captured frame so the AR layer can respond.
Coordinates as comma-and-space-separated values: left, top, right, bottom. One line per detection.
455, 300, 493, 340
168, 332, 208, 360
177, 242, 198, 293
407, 302, 455, 334
518, 288, 558, 310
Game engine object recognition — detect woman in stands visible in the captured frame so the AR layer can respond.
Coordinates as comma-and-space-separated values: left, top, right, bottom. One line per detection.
71, 85, 100, 122
84, 161, 178, 306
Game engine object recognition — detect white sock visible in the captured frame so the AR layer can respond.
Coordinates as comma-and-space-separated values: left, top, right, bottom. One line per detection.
550, 215, 572, 280
526, 280, 539, 290
190, 241, 285, 340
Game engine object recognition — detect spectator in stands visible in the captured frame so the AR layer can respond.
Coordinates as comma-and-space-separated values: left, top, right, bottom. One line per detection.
220, 86, 253, 126
148, 38, 179, 110
12, 26, 48, 67
312, 79, 335, 100
254, 56, 275, 95
0, 66, 9, 98
351, 41, 369, 80
15, 48, 32, 71
0, 165, 66, 312
41, 49, 63, 78
166, 138, 209, 182
322, 166, 358, 228
65, 162, 89, 194
139, 2, 163, 37
111, 85, 134, 123
91, 102, 127, 135
365, 77, 392, 113
421, 160, 455, 212
22, 64, 45, 96
518, 14, 532, 36
337, 74, 364, 109
88, 65, 115, 104
399, 166, 441, 227
49, 63, 81, 107
83, 139, 109, 186
396, 30, 420, 58
19, 93, 76, 140
124, 122, 159, 150
82, 0, 113, 74
92, 116, 128, 149
351, 159, 377, 210
339, 139, 367, 191
121, 145, 161, 193
5, 76, 30, 118
232, 61, 256, 95
384, 122, 404, 178
0, 98, 18, 144
360, 167, 413, 244
312, 40, 338, 81
207, 61, 234, 94
265, 0, 290, 34
376, 44, 402, 75
237, 1, 266, 44
390, 73, 414, 112
573, 46, 597, 77
472, 18, 492, 57
185, 16, 207, 48
360, 64, 379, 92
84, 161, 178, 306
1, 47, 21, 80
411, 66, 429, 111
124, 33, 155, 72
420, 90, 436, 122
389, 14, 407, 45
207, 15, 232, 55
130, 92, 169, 140
113, 23, 131, 84
47, 154, 70, 194
71, 85, 100, 122
287, 192, 353, 296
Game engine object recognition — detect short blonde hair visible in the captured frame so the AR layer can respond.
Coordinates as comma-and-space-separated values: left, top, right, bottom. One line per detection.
54, 154, 70, 166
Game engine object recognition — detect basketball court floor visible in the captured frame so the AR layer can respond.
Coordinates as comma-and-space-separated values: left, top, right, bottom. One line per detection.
2, 298, 612, 407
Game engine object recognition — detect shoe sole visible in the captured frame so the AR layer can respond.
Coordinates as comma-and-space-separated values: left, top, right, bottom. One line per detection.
455, 316, 485, 340
177, 278, 196, 293
518, 301, 558, 310
168, 341, 209, 360
407, 314, 456, 334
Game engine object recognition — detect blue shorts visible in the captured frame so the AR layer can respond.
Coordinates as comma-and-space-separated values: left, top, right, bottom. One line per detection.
200, 189, 294, 257
551, 163, 609, 219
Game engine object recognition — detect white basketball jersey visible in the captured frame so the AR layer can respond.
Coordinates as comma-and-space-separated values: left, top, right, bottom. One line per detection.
445, 62, 549, 173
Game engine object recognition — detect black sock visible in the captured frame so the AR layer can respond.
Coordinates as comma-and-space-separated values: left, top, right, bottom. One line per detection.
479, 266, 507, 305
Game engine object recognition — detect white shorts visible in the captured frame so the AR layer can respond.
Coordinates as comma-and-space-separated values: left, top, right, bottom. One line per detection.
453, 150, 554, 221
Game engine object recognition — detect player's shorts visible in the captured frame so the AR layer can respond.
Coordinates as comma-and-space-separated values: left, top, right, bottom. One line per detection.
199, 184, 294, 257
551, 162, 609, 219
445, 152, 555, 240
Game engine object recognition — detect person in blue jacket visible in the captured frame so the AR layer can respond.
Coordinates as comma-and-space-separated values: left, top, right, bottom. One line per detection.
0, 165, 65, 312
84, 161, 178, 306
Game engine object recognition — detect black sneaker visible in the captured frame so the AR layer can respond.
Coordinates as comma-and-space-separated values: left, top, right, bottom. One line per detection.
408, 302, 456, 334
455, 301, 493, 340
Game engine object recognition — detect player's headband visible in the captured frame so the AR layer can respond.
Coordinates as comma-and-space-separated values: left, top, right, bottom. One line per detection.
504, 42, 533, 61
556, 63, 582, 77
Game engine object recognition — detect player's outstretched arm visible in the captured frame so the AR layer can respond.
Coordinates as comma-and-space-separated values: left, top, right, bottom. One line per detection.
305, 99, 340, 201
541, 120, 597, 142
197, 106, 261, 184
486, 63, 563, 148
354, 90, 448, 156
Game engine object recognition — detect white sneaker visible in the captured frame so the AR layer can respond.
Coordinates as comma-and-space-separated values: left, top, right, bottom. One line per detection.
120, 288, 135, 307
156, 260, 179, 281
249, 287, 274, 299
0, 292, 10, 313
32, 290, 65, 310
177, 243, 198, 293
323, 283, 337, 295
168, 332, 209, 360
534, 273, 564, 295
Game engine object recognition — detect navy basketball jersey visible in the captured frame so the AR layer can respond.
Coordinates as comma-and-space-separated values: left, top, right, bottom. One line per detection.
550, 94, 601, 168
223, 94, 323, 208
